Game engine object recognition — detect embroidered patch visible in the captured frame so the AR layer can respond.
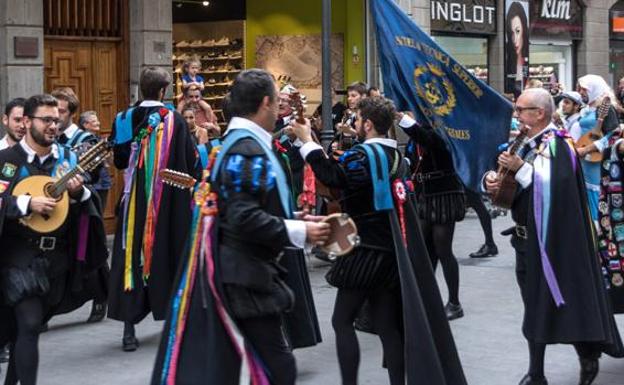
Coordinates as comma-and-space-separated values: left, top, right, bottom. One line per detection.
611, 164, 622, 179
613, 194, 624, 209
603, 176, 611, 187
613, 273, 624, 287
0, 180, 9, 193
619, 243, 624, 257
609, 182, 623, 193
602, 216, 612, 231
55, 160, 71, 179
2, 163, 16, 178
610, 243, 619, 258
600, 239, 609, 248
610, 259, 621, 271
600, 201, 610, 215
604, 160, 612, 170
615, 224, 624, 242
612, 209, 624, 222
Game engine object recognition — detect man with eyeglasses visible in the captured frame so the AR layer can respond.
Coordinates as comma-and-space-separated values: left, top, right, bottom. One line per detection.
0, 94, 108, 385
484, 88, 623, 385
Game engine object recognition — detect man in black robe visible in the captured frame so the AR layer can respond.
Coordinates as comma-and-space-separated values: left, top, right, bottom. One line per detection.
107, 67, 199, 351
291, 96, 467, 385
485, 88, 623, 385
0, 94, 108, 385
151, 69, 330, 385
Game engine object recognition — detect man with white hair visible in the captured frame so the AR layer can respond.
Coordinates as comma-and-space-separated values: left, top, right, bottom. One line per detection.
485, 88, 623, 385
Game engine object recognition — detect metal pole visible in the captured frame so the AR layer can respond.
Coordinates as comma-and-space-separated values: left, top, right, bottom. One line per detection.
321, 0, 333, 150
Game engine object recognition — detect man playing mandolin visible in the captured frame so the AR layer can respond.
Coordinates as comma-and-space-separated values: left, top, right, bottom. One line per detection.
0, 94, 108, 385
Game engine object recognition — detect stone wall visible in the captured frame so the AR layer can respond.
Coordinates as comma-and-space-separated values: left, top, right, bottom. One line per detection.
0, 0, 44, 132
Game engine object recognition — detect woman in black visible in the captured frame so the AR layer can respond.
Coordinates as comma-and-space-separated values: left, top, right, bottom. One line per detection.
399, 114, 466, 320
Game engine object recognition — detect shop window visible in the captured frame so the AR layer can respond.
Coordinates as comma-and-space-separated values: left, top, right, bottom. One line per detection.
433, 36, 489, 84
529, 43, 572, 91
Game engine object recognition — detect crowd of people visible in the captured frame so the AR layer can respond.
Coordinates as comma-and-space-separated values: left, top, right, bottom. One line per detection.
1, 65, 624, 385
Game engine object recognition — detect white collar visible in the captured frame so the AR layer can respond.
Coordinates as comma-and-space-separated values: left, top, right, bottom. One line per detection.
139, 100, 165, 107
224, 117, 273, 148
0, 136, 9, 150
63, 123, 80, 138
364, 137, 397, 148
19, 138, 59, 163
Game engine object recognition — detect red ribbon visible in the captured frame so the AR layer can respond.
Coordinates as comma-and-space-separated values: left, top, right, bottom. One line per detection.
392, 179, 407, 246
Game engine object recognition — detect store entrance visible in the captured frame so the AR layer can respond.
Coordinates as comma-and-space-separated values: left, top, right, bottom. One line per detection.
529, 42, 573, 92
173, 0, 246, 130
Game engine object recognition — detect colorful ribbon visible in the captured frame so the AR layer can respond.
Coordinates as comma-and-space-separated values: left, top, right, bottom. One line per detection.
533, 141, 565, 307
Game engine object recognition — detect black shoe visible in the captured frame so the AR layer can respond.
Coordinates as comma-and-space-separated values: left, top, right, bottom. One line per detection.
122, 335, 139, 352
518, 374, 548, 385
444, 302, 464, 320
0, 345, 8, 363
579, 358, 599, 385
469, 244, 499, 258
86, 302, 107, 323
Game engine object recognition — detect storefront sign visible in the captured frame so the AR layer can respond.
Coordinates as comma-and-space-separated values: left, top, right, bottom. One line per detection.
530, 0, 584, 40
430, 0, 497, 35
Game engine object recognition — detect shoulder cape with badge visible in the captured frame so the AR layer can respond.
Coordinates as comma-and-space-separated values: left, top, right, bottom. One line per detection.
353, 142, 467, 385
151, 128, 295, 385
521, 130, 623, 354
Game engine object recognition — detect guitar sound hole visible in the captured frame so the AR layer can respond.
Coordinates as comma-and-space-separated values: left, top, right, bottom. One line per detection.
44, 183, 61, 201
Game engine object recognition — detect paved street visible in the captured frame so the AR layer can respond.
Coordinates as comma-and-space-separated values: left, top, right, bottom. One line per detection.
2, 212, 624, 384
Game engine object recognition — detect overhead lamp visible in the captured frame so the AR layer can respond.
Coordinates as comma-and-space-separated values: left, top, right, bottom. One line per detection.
203, 1, 209, 5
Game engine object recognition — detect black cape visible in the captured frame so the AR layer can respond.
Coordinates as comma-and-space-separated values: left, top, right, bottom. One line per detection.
107, 105, 199, 323
518, 135, 623, 354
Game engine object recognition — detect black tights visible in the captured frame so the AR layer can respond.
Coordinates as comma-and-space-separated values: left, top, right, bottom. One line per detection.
423, 221, 460, 305
4, 297, 44, 385
465, 189, 495, 246
332, 288, 404, 385
527, 341, 601, 378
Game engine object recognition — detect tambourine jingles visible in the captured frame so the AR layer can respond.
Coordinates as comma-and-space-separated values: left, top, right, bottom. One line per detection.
320, 213, 360, 260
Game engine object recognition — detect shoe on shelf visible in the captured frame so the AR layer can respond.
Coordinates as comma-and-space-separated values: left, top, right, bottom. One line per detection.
518, 374, 548, 385
579, 357, 599, 385
444, 302, 464, 321
176, 40, 190, 48
189, 40, 202, 47
122, 335, 139, 352
469, 243, 498, 258
215, 37, 230, 46
203, 39, 216, 47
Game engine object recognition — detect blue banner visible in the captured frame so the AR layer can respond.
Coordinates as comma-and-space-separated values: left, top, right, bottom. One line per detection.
372, 0, 513, 191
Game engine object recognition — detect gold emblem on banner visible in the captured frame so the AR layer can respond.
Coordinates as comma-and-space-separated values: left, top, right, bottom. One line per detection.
413, 63, 456, 117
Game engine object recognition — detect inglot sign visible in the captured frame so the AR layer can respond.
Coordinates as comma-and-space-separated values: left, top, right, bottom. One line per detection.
430, 0, 497, 35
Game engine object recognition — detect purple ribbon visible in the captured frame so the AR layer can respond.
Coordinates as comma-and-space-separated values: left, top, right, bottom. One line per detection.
121, 143, 139, 249
533, 159, 566, 307
76, 212, 89, 262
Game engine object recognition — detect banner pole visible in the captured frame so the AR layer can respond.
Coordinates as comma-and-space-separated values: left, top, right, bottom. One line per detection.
321, 0, 333, 150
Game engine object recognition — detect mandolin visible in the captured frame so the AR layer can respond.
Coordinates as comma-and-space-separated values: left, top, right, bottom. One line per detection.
13, 140, 111, 233
491, 125, 529, 209
159, 168, 197, 190
576, 97, 612, 163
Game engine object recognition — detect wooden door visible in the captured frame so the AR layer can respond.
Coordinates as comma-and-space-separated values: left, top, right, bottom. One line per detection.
44, 39, 125, 233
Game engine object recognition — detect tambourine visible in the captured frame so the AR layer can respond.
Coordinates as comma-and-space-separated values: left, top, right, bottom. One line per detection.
320, 213, 360, 260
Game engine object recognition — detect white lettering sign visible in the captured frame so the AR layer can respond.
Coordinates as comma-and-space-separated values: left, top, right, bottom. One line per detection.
541, 0, 571, 20
431, 1, 496, 25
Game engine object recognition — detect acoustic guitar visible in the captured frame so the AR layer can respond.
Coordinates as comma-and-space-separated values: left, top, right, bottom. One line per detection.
575, 97, 612, 163
13, 140, 111, 233
491, 126, 529, 209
